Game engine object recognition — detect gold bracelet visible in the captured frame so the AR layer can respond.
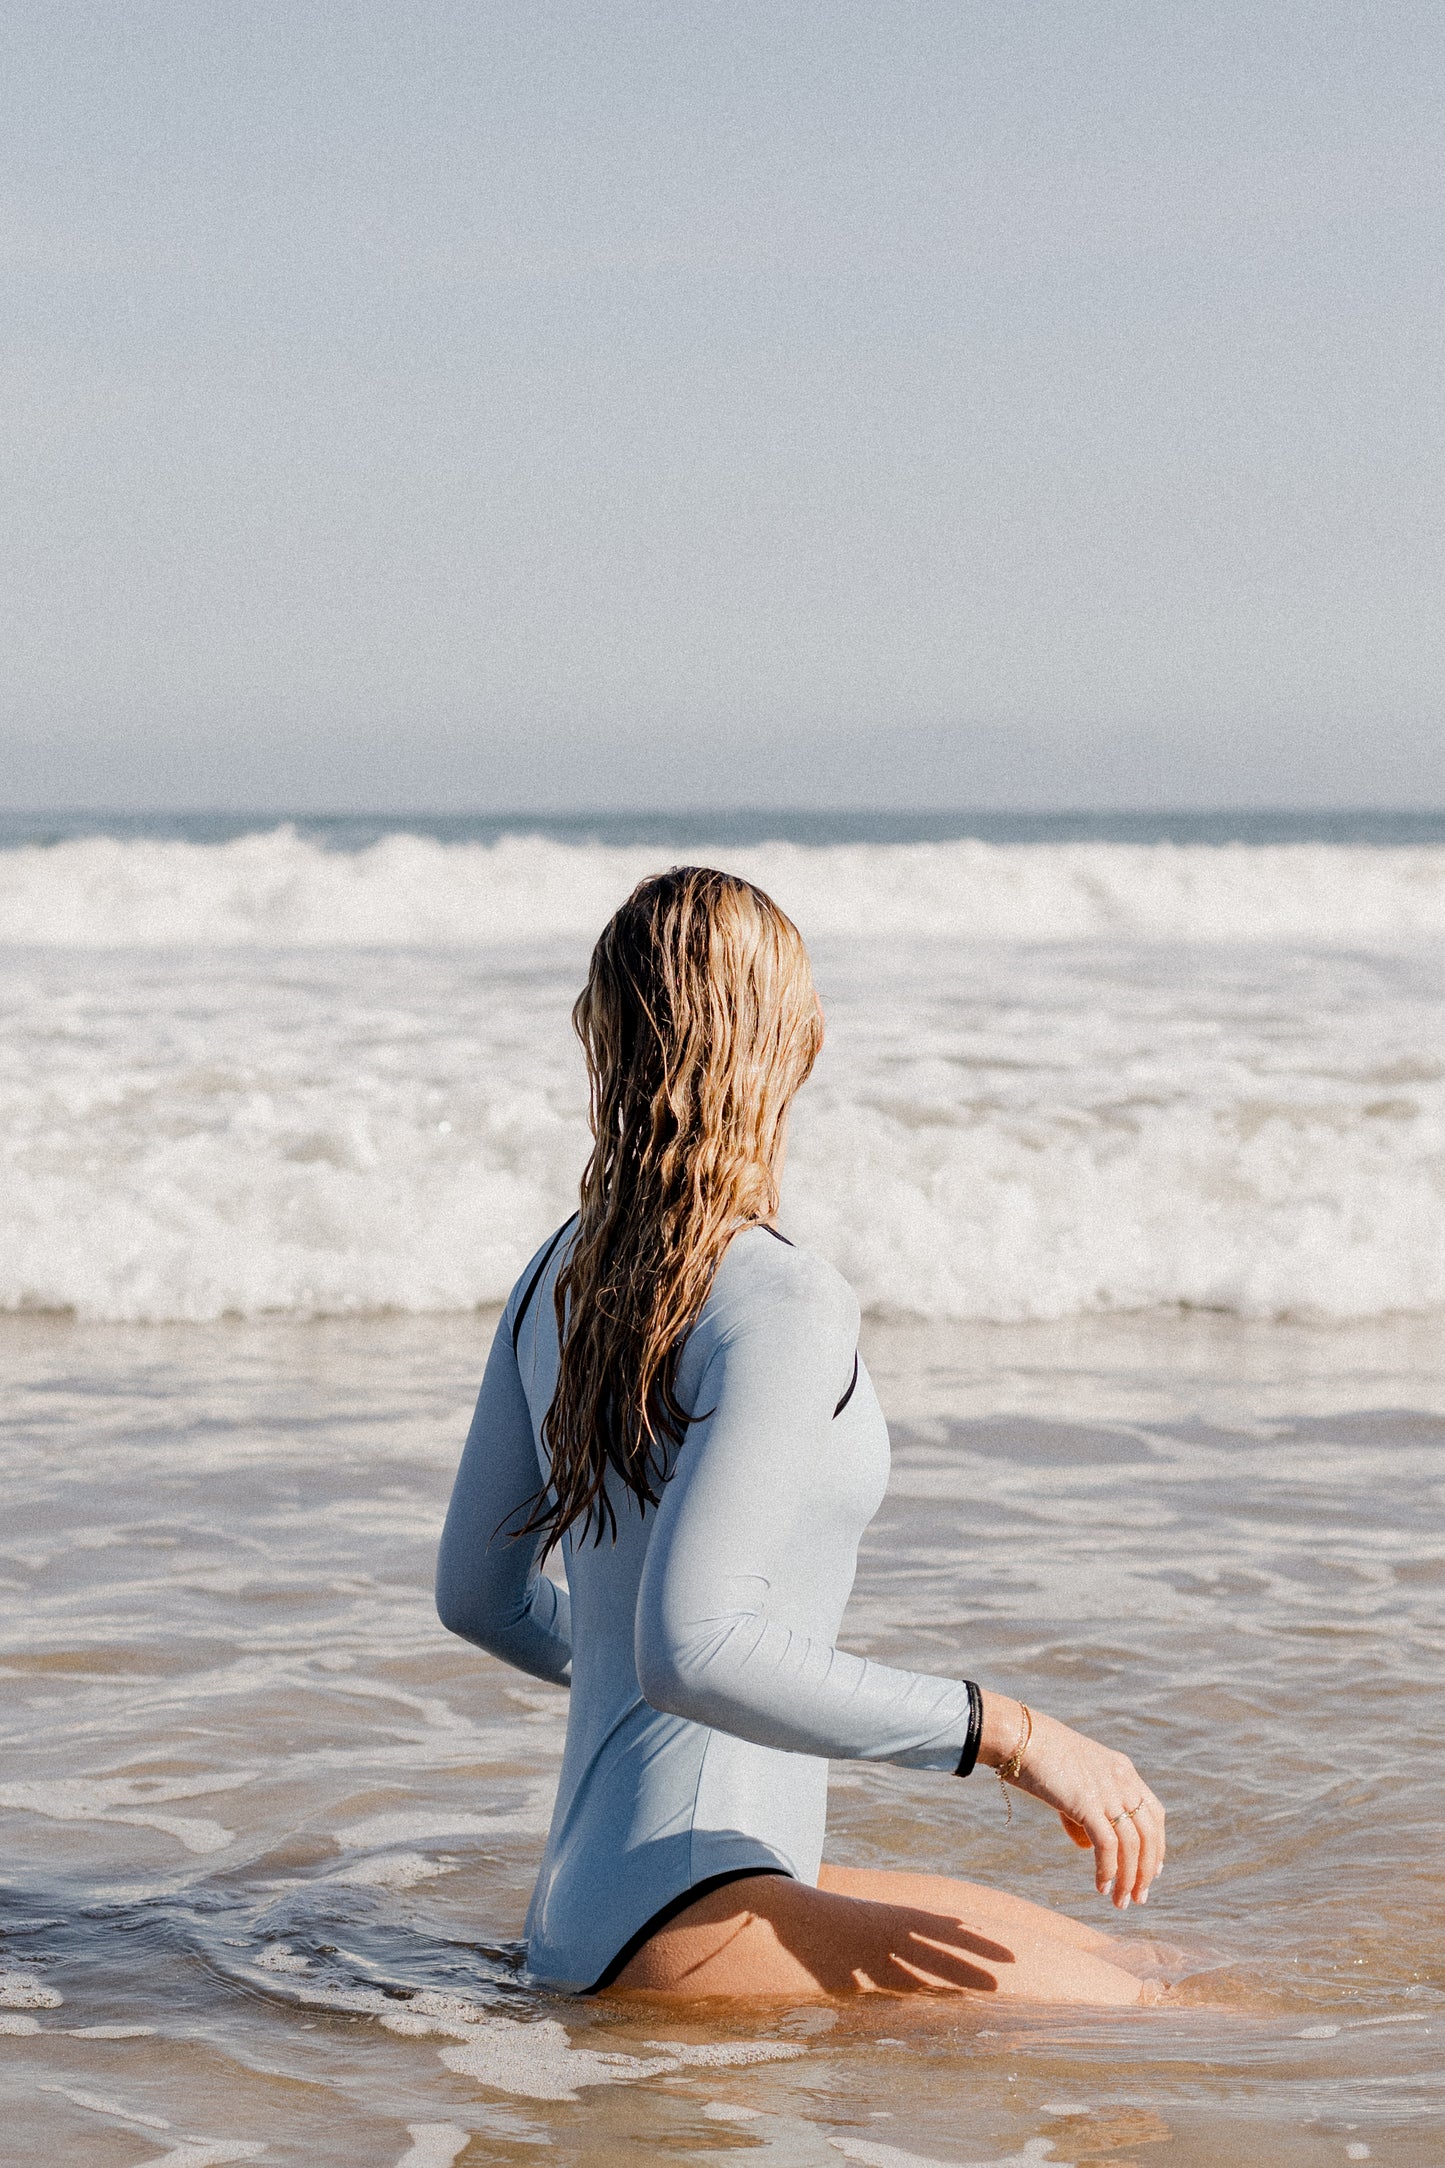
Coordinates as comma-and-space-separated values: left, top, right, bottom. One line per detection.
996, 1702, 1032, 1824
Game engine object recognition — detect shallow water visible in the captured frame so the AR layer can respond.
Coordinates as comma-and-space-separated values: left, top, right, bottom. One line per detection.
3, 1310, 1443, 2165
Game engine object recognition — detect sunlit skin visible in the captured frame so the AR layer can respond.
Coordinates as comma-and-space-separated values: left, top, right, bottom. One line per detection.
610, 985, 1167, 2005
611, 1865, 1163, 2002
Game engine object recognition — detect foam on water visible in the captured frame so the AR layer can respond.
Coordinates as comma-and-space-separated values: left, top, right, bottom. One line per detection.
0, 1971, 63, 2009
394, 2131, 470, 2168
3, 850, 1442, 1320
0, 1774, 249, 1853
4, 826, 1445, 947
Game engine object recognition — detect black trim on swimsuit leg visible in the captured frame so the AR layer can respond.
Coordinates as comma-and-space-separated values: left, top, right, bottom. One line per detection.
588, 1867, 793, 1991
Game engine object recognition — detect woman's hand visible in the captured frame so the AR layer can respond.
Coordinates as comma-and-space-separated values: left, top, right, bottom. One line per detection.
978, 1693, 1165, 1909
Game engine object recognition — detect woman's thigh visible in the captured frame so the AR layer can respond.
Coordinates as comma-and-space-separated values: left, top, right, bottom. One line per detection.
607, 1870, 1147, 2005
817, 1863, 1117, 1955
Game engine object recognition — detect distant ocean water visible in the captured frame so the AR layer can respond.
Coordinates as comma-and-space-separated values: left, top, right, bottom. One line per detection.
6, 805, 1445, 849
2, 807, 1443, 1323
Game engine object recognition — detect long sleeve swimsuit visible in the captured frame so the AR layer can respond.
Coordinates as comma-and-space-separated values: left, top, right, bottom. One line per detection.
435, 1221, 978, 1993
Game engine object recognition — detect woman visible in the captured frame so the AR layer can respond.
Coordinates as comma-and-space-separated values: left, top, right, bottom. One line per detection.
437, 868, 1165, 2002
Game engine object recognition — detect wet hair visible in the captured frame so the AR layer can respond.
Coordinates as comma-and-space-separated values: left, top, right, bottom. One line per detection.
527, 865, 822, 1546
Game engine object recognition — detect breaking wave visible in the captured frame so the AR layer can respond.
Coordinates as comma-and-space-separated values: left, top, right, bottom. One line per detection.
3, 830, 1443, 1323
4, 826, 1445, 947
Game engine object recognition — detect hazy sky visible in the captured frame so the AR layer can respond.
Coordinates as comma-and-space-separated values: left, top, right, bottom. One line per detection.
4, 2, 1442, 812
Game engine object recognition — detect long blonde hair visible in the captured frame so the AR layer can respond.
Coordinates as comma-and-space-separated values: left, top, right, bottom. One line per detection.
530, 865, 822, 1545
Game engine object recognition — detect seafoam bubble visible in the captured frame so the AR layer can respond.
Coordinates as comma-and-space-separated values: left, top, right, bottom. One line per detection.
829, 2138, 1066, 2168
0, 1969, 63, 2008
256, 1944, 311, 1974
646, 2040, 807, 2068
131, 2146, 268, 2167
702, 2111, 1071, 2168
235, 1957, 809, 2093
437, 2015, 675, 2099
435, 2014, 804, 2102
379, 1991, 493, 2042
334, 1794, 553, 1848
0, 1774, 250, 1855
0, 2013, 42, 2035
69, 2025, 158, 2039
393, 2127, 471, 2168
324, 1850, 458, 1889
42, 2084, 169, 2128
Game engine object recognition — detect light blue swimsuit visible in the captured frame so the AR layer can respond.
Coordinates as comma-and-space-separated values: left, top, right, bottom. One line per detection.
436, 1222, 976, 1993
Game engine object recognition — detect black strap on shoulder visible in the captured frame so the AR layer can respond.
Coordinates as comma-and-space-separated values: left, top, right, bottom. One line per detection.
511, 1215, 578, 1355
756, 1225, 857, 1419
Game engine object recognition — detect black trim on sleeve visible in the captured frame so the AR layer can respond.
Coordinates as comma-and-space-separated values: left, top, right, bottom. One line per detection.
955, 1681, 984, 1778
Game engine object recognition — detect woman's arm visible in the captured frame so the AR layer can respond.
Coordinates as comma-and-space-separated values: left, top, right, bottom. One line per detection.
435, 1309, 572, 1688
634, 1270, 974, 1769
635, 1263, 1164, 1907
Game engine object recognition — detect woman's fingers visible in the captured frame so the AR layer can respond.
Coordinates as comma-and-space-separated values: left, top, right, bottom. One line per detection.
1131, 1793, 1166, 1901
1085, 1811, 1119, 1898
998, 1708, 1166, 1909
1109, 1807, 1142, 1908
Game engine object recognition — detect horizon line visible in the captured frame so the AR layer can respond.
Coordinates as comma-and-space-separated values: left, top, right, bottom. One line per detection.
6, 802, 1445, 822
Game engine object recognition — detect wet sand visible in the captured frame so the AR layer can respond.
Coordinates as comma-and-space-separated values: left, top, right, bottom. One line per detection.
2, 1309, 1443, 2165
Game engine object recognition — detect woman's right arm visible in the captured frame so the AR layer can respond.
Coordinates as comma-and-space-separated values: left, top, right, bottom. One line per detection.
634, 1266, 1163, 1907
435, 1309, 572, 1688
634, 1273, 979, 1769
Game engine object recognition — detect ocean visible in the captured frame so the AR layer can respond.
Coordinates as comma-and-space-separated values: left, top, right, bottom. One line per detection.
4, 810, 1445, 1325
2, 811, 1443, 2164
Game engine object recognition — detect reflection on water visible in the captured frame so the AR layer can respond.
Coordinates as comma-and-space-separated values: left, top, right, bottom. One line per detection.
2, 1310, 1443, 2164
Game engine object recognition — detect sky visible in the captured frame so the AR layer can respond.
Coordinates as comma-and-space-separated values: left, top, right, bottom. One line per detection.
3, 1, 1442, 813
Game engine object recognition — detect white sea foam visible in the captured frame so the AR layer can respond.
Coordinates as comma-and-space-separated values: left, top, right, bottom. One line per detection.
433, 2015, 804, 2100
828, 2141, 1063, 2168
69, 2024, 158, 2039
40, 2086, 169, 2128
323, 1850, 457, 1889
131, 2147, 267, 2167
0, 1775, 246, 1853
3, 827, 1445, 947
0, 1969, 63, 2008
394, 2131, 471, 2168
334, 1794, 554, 1847
3, 834, 1443, 1324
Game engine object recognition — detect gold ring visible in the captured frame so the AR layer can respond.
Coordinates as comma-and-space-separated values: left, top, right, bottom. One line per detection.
1108, 1808, 1132, 1827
